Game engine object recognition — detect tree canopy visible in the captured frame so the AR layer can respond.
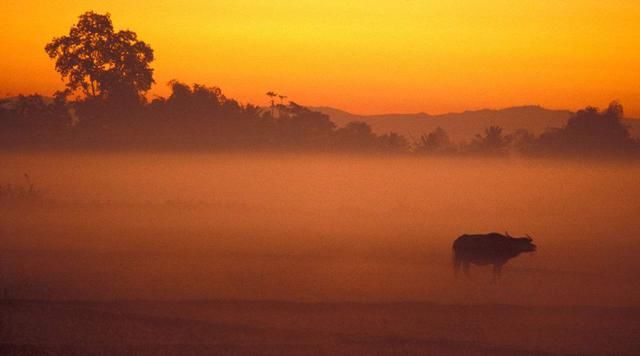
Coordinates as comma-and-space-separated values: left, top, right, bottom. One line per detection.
45, 11, 154, 100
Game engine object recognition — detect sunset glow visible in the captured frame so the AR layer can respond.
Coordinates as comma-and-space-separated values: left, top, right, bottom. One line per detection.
3, 2, 640, 353
2, 0, 639, 115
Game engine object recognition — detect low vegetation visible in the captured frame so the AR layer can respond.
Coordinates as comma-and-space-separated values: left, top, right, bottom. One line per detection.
0, 174, 44, 206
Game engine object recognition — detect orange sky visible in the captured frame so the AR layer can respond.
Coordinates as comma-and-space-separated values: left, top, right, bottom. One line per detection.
1, 1, 639, 116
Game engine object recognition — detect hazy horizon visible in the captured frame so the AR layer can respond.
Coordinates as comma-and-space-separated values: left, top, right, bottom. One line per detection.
2, 152, 639, 306
2, 2, 639, 354
2, 1, 640, 116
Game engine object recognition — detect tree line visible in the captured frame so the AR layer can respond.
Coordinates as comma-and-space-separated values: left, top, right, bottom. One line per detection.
413, 101, 640, 158
1, 11, 638, 158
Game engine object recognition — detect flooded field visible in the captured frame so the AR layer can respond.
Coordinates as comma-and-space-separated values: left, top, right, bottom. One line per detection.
1, 153, 638, 306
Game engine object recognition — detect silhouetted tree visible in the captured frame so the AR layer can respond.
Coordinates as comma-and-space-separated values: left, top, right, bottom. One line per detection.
0, 12, 629, 156
532, 101, 639, 157
45, 11, 154, 101
509, 129, 536, 155
334, 121, 378, 150
0, 94, 72, 148
466, 126, 510, 156
415, 127, 455, 154
266, 91, 277, 116
378, 132, 410, 153
274, 102, 336, 148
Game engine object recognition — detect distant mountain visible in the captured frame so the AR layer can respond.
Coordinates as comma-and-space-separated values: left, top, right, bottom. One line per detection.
3, 95, 638, 141
312, 105, 640, 141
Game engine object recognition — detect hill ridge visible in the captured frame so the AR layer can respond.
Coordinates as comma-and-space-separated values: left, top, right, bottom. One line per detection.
310, 105, 639, 141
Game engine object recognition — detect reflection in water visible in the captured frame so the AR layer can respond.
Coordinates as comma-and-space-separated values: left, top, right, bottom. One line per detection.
453, 232, 536, 278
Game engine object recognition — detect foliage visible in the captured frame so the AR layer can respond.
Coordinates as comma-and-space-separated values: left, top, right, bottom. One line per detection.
466, 126, 511, 156
2, 12, 639, 158
531, 101, 639, 157
45, 12, 154, 101
415, 127, 455, 154
0, 93, 72, 148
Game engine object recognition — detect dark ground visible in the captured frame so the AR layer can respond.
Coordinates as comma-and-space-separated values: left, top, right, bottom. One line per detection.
1, 299, 639, 355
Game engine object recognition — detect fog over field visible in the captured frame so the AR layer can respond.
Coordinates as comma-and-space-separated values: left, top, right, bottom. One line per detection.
1, 153, 639, 305
2, 153, 640, 354
4, 2, 640, 353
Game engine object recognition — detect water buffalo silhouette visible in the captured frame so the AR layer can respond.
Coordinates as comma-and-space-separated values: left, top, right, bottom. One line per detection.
453, 232, 536, 278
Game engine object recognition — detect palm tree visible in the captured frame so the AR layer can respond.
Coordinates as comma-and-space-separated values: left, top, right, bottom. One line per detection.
266, 91, 277, 116
277, 95, 288, 117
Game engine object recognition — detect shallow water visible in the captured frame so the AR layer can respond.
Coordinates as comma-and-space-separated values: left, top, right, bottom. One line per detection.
1, 153, 639, 306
